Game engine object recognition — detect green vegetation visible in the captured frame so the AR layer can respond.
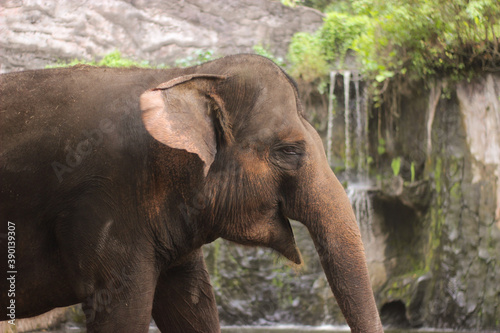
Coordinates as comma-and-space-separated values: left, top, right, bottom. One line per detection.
391, 157, 401, 177
46, 47, 283, 69
281, 0, 302, 8
174, 49, 218, 67
288, 32, 329, 82
253, 44, 286, 67
377, 137, 386, 155
46, 50, 159, 68
46, 49, 222, 69
434, 157, 443, 195
410, 161, 416, 183
320, 12, 368, 66
286, 0, 500, 84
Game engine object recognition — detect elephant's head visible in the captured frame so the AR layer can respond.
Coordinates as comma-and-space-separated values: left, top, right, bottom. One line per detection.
140, 54, 383, 332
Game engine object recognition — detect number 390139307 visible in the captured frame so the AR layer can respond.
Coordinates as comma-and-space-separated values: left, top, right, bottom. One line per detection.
7, 221, 16, 270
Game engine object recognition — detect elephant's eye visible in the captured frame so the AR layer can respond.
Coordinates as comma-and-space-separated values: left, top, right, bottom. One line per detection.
281, 146, 300, 155
271, 142, 305, 171
275, 142, 305, 156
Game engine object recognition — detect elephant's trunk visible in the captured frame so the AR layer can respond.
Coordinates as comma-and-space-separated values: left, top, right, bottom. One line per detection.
301, 173, 383, 333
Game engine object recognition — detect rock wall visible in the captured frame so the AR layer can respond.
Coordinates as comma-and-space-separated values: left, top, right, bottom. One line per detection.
368, 74, 500, 330
457, 75, 500, 228
423, 75, 500, 329
0, 0, 323, 73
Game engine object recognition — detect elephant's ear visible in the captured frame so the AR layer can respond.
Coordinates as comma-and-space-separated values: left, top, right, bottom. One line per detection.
140, 74, 230, 176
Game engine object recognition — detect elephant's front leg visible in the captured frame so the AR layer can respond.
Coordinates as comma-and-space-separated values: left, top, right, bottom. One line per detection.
82, 263, 157, 333
152, 248, 220, 333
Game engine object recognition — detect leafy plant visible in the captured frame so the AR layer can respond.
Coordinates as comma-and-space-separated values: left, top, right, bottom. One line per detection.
391, 157, 401, 177
175, 49, 217, 67
411, 161, 416, 183
319, 12, 368, 66
377, 138, 386, 155
288, 0, 500, 84
281, 0, 302, 7
252, 44, 286, 67
46, 50, 156, 68
282, 0, 351, 12
288, 32, 329, 82
95, 50, 152, 67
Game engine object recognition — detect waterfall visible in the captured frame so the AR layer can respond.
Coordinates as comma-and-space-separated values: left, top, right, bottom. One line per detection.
344, 70, 352, 175
353, 72, 369, 181
363, 84, 370, 179
346, 183, 374, 240
345, 72, 375, 239
326, 70, 367, 179
354, 73, 363, 178
326, 71, 337, 166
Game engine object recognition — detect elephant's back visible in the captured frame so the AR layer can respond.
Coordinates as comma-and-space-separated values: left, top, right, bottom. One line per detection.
0, 67, 172, 214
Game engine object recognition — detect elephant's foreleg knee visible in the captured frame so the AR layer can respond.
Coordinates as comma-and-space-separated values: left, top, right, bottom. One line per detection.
152, 248, 220, 333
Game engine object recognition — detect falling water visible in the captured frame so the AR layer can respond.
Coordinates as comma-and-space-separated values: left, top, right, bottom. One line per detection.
346, 72, 374, 239
326, 70, 367, 178
343, 71, 352, 175
363, 84, 370, 179
330, 70, 374, 238
353, 72, 365, 180
346, 183, 374, 240
326, 71, 337, 166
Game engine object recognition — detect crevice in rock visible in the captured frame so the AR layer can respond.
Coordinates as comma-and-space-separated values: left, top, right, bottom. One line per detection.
380, 300, 411, 328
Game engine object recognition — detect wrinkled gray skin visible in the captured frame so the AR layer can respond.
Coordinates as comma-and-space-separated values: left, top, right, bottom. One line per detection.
0, 54, 383, 332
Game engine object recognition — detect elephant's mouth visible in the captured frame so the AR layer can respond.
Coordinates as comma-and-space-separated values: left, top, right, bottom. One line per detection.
272, 209, 302, 265
219, 204, 302, 265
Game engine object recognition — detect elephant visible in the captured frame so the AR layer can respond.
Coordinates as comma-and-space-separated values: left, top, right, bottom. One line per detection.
0, 54, 383, 332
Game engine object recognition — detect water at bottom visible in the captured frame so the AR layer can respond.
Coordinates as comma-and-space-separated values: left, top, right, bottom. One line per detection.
219, 327, 495, 333
17, 323, 497, 332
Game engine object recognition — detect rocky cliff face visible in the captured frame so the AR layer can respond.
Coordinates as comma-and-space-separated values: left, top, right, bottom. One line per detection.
366, 74, 500, 329
423, 75, 500, 329
0, 0, 322, 73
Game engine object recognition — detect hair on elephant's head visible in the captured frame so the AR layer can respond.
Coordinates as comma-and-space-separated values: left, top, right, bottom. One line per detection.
140, 54, 383, 332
